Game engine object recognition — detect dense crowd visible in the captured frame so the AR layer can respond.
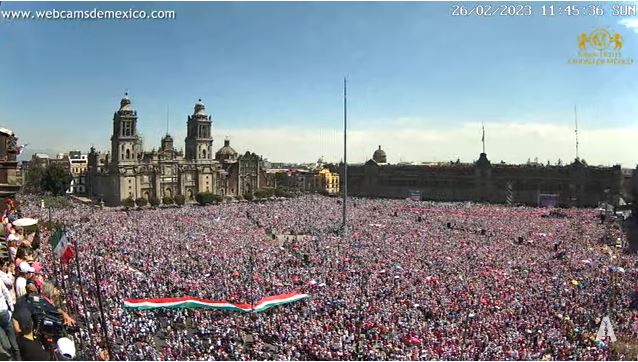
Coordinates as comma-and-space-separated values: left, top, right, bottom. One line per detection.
1, 197, 78, 361
8, 194, 638, 360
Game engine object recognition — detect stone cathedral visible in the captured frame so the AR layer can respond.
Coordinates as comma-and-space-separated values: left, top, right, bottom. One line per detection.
87, 93, 268, 205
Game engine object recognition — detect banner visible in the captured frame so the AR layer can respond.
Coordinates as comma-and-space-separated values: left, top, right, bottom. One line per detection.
123, 292, 310, 313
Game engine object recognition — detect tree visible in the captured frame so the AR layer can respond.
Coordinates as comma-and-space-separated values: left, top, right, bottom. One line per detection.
174, 195, 186, 207
135, 197, 148, 207
195, 192, 221, 205
122, 197, 135, 209
243, 193, 254, 201
254, 188, 274, 199
41, 163, 73, 196
274, 186, 291, 198
162, 196, 174, 205
24, 163, 46, 193
149, 196, 160, 208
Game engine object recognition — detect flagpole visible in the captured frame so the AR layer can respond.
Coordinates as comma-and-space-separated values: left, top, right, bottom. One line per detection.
342, 77, 348, 240
481, 121, 485, 154
93, 256, 114, 361
574, 105, 579, 160
70, 234, 97, 359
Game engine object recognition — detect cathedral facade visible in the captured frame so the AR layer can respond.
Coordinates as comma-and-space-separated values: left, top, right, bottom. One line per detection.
87, 94, 268, 205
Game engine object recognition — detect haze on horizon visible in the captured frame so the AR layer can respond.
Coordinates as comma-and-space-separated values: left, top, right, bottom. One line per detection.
2, 1, 638, 168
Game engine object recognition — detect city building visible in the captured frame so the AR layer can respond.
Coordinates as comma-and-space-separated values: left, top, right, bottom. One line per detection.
315, 168, 340, 195
332, 146, 624, 207
22, 152, 86, 195
269, 157, 340, 195
67, 151, 88, 194
87, 93, 269, 205
215, 139, 269, 197
0, 128, 21, 198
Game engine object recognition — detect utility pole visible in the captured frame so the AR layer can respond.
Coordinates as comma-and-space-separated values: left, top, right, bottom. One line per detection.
342, 77, 348, 240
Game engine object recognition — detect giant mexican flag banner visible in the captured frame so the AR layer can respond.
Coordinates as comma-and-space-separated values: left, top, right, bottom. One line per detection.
123, 292, 310, 313
49, 228, 75, 264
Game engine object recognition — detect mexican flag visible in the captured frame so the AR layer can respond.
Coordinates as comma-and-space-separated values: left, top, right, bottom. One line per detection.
123, 292, 310, 313
49, 229, 75, 264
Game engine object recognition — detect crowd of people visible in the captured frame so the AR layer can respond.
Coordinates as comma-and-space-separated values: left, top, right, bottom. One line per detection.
6, 194, 638, 360
0, 197, 78, 360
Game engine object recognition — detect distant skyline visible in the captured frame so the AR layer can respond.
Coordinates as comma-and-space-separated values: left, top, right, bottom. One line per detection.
2, 1, 638, 167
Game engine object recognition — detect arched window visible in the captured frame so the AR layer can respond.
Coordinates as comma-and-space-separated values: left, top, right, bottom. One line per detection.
125, 149, 131, 159
187, 189, 194, 200
202, 149, 207, 159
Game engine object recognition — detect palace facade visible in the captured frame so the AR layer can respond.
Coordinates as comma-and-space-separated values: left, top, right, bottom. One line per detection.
87, 94, 268, 205
335, 146, 625, 207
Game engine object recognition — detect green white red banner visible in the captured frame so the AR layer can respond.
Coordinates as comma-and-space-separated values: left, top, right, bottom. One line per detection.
123, 292, 310, 313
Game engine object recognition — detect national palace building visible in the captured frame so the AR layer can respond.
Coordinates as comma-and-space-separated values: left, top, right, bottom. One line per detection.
330, 146, 632, 208
87, 93, 268, 205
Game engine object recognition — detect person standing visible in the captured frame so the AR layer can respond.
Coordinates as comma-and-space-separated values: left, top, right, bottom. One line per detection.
16, 318, 50, 360
14, 261, 35, 299
0, 271, 20, 360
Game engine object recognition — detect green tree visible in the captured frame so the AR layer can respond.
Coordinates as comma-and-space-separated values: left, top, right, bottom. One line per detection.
195, 192, 222, 205
243, 193, 254, 201
41, 163, 73, 196
254, 188, 274, 199
149, 196, 161, 208
122, 197, 135, 209
274, 186, 293, 198
135, 197, 148, 207
24, 163, 46, 193
162, 196, 174, 205
174, 194, 186, 207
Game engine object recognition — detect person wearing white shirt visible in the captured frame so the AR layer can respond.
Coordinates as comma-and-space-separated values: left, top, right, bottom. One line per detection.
0, 269, 20, 360
14, 262, 34, 299
0, 262, 15, 307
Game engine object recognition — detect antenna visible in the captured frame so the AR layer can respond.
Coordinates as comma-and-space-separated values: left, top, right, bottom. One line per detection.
574, 105, 579, 160
166, 104, 170, 135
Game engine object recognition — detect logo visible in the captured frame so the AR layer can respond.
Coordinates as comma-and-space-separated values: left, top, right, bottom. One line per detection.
569, 28, 633, 65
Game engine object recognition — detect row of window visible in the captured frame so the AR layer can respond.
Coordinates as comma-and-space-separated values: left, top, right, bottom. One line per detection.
121, 120, 135, 137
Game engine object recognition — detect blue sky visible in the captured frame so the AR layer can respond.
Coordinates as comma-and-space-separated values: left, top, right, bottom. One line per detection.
1, 1, 638, 165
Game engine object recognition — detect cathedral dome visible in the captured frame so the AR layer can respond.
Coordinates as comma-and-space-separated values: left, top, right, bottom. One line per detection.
119, 92, 133, 111
373, 145, 387, 164
162, 134, 173, 142
216, 139, 238, 161
194, 99, 206, 115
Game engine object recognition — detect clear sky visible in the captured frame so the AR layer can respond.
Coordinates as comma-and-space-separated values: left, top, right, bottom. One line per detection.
1, 1, 638, 166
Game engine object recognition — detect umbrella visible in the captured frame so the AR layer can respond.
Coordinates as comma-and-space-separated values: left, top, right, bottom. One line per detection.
12, 218, 38, 229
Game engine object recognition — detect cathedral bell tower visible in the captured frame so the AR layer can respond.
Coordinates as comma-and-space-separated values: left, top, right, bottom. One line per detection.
111, 92, 141, 168
185, 99, 213, 162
